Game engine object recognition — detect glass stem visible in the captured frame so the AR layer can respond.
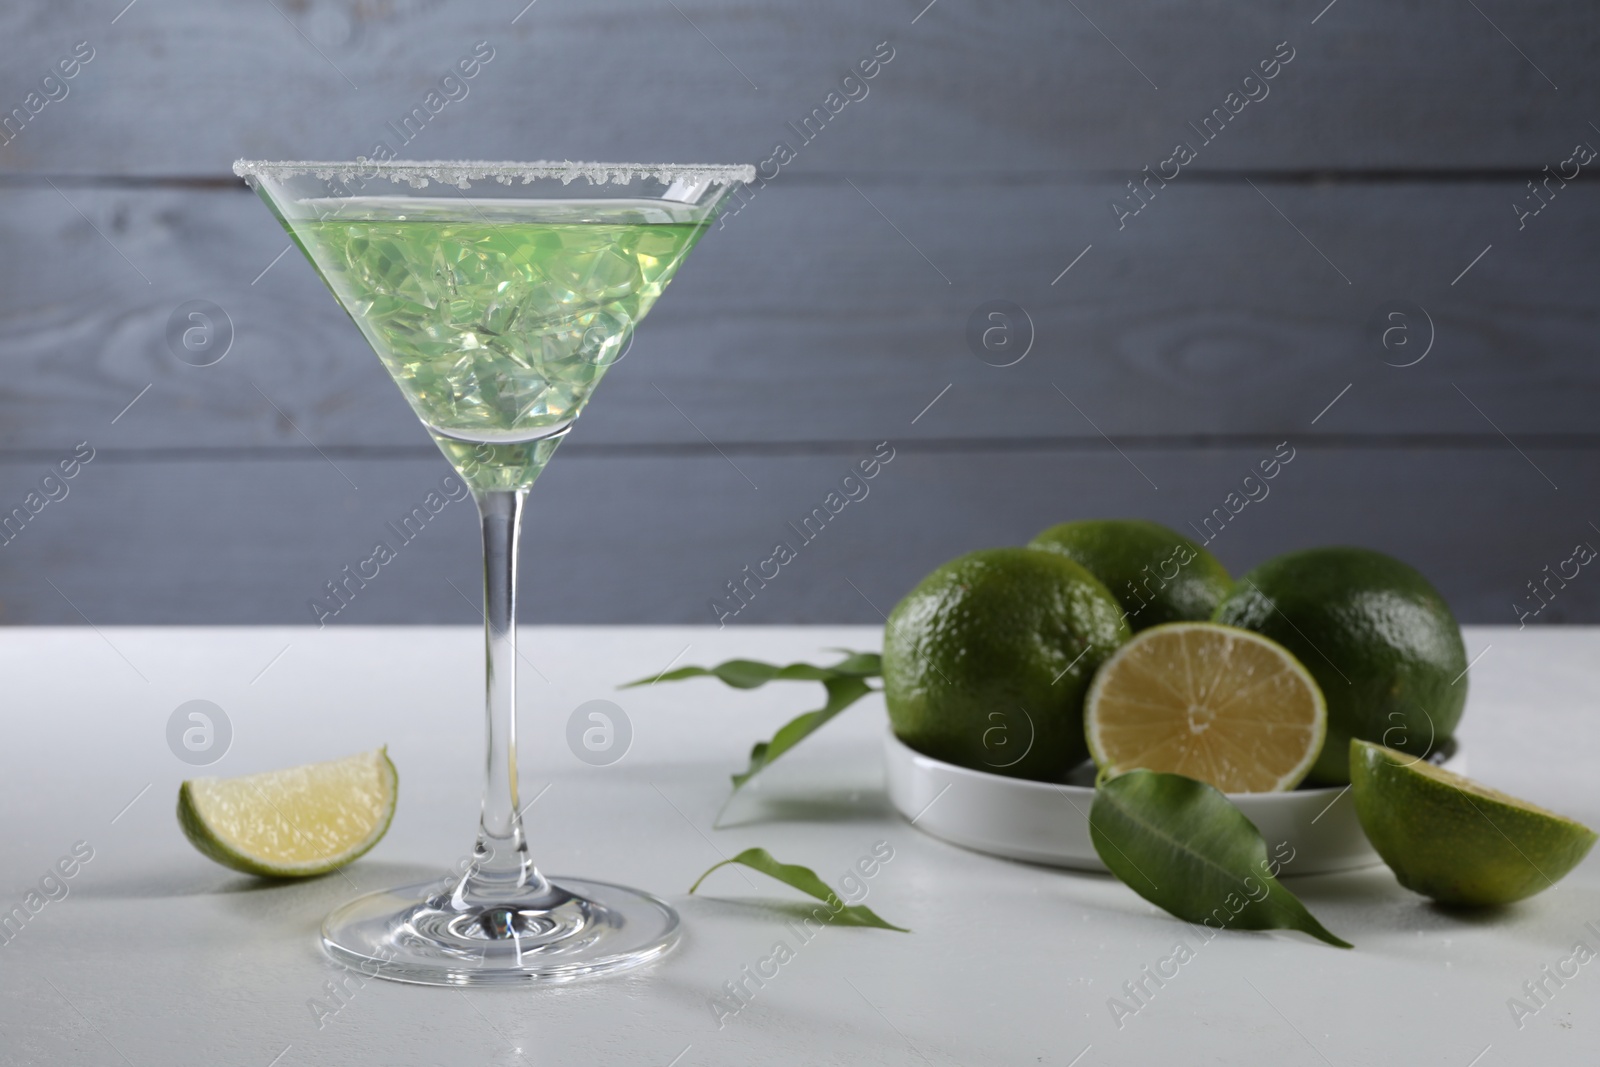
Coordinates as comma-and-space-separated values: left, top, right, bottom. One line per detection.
459, 487, 547, 904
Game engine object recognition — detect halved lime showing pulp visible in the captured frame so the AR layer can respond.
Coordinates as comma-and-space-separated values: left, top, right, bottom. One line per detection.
1085, 622, 1326, 793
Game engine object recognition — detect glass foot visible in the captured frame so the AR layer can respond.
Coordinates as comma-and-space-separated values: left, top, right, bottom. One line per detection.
321, 876, 680, 985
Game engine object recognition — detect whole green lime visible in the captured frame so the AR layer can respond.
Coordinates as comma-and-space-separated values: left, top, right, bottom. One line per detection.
1213, 547, 1467, 785
883, 548, 1129, 780
1028, 519, 1231, 631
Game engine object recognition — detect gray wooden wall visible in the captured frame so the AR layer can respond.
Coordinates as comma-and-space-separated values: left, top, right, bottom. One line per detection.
0, 0, 1596, 627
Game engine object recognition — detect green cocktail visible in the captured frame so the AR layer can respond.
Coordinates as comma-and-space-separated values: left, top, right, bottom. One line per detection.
286, 198, 711, 489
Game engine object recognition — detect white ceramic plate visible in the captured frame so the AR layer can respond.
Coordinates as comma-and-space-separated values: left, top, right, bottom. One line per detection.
884, 730, 1465, 875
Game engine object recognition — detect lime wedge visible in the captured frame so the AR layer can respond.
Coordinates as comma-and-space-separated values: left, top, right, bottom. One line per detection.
1085, 622, 1326, 793
1350, 739, 1596, 906
178, 748, 397, 878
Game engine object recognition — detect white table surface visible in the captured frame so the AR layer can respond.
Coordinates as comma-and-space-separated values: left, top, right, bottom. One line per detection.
0, 624, 1595, 1066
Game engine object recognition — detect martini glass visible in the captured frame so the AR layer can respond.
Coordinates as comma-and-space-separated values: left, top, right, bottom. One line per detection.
235, 159, 751, 985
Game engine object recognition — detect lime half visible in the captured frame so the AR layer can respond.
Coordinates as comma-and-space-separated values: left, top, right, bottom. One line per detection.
178, 747, 397, 878
1350, 739, 1596, 906
1085, 622, 1326, 793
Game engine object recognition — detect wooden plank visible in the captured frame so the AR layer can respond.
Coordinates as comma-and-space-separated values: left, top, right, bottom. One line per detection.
0, 0, 1591, 174
0, 180, 1594, 452
0, 445, 1590, 628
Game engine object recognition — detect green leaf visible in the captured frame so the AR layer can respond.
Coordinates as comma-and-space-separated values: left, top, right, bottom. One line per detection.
1088, 770, 1352, 949
620, 652, 881, 810
621, 651, 881, 690
817, 650, 884, 678
731, 676, 873, 791
688, 847, 908, 931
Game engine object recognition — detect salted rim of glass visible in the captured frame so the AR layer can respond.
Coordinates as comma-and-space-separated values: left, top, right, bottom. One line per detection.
232, 159, 755, 188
